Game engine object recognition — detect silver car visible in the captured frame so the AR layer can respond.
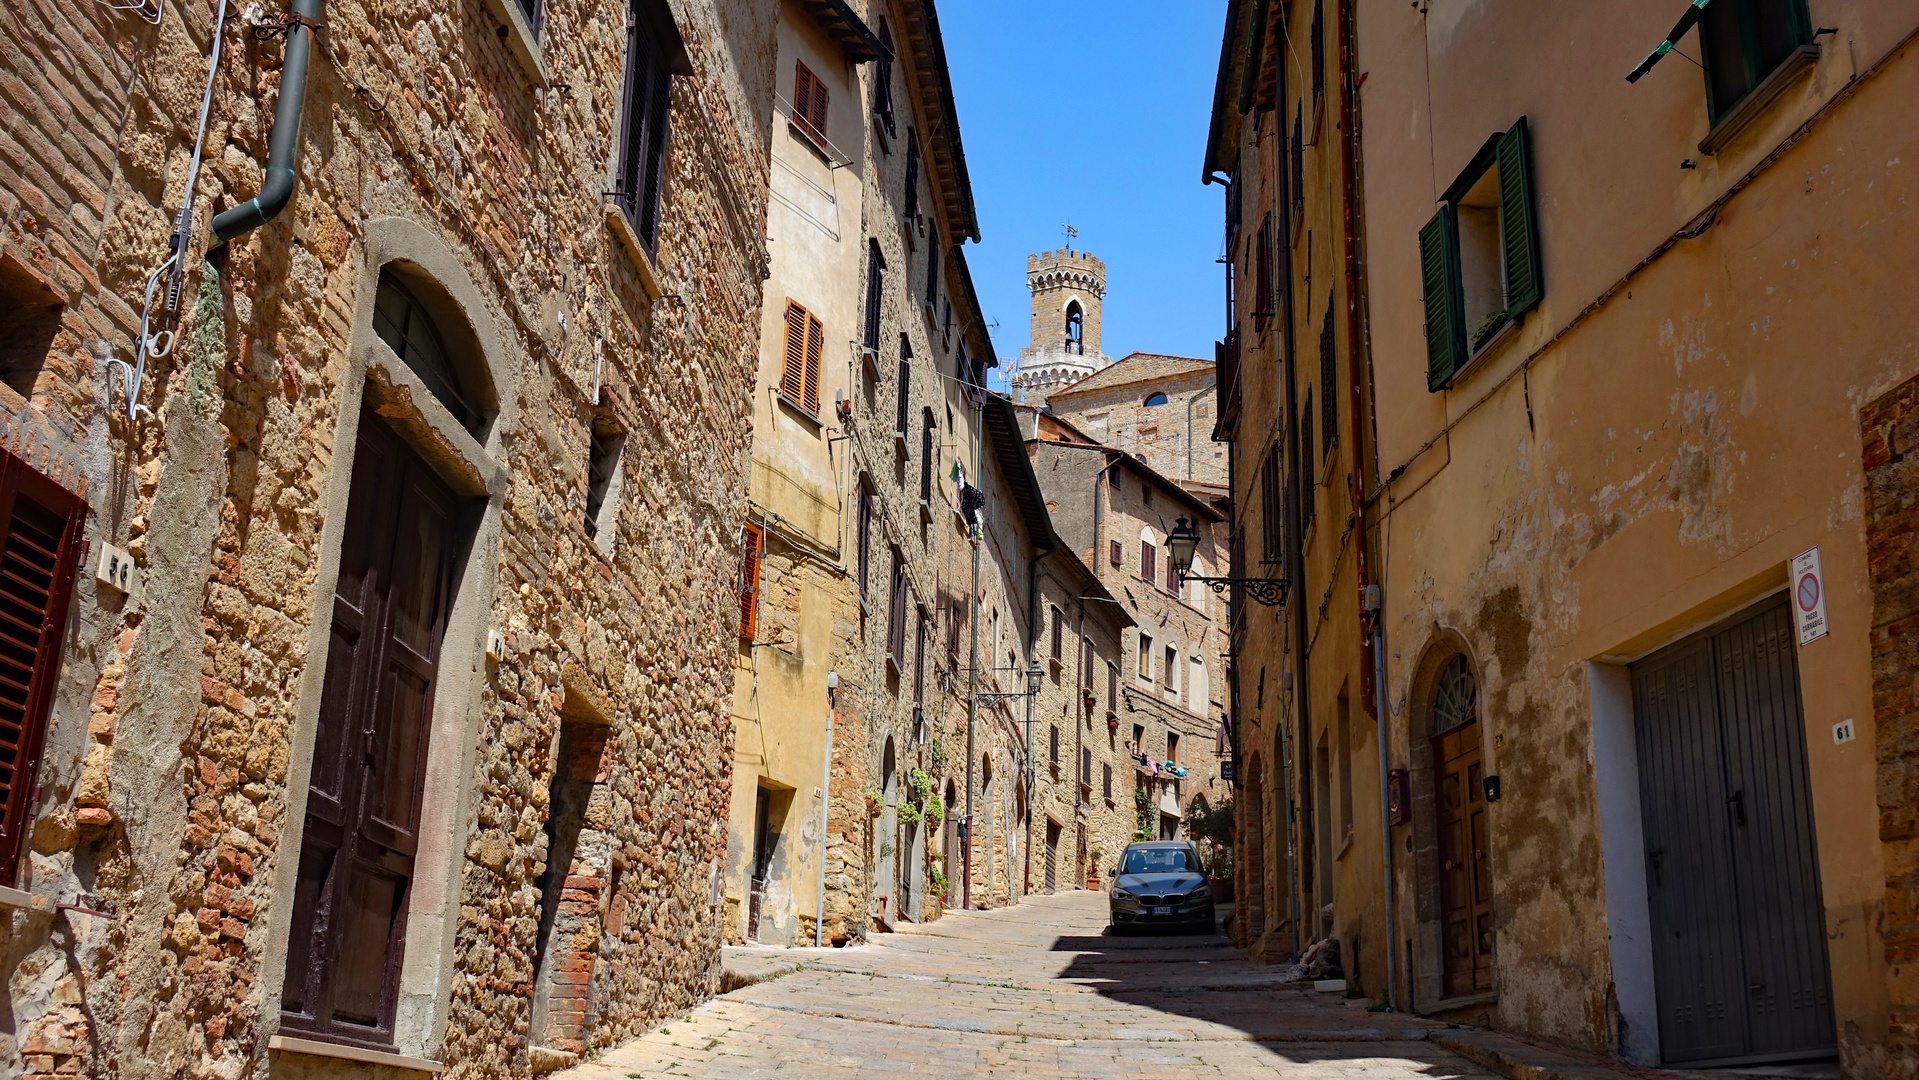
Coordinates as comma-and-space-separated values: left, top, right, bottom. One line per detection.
1108, 841, 1215, 933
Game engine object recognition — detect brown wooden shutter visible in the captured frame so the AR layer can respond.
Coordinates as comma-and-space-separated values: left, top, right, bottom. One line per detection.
780, 302, 807, 402
738, 522, 762, 640
0, 454, 85, 885
794, 61, 815, 131
1050, 607, 1062, 660
1141, 541, 1156, 583
1108, 662, 1117, 710
1049, 725, 1058, 765
1109, 540, 1121, 567
811, 75, 830, 140
913, 609, 925, 703
803, 313, 823, 413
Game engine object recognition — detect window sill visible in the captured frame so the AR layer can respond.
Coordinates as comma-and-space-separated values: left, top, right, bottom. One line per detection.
861, 345, 882, 383
479, 0, 549, 87
894, 428, 910, 455
918, 498, 933, 525
1700, 45, 1820, 157
776, 393, 824, 431
603, 204, 664, 300
268, 1035, 446, 1075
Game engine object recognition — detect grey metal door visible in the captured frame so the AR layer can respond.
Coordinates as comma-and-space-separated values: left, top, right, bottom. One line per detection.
1631, 597, 1834, 1066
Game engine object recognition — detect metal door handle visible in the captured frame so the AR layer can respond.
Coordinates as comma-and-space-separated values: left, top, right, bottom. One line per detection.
1648, 848, 1663, 886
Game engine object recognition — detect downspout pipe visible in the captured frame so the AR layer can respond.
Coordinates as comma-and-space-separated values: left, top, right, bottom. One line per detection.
1372, 620, 1397, 1009
209, 0, 322, 250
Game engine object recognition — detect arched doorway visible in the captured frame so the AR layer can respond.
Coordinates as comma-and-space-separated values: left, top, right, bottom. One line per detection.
1428, 653, 1493, 998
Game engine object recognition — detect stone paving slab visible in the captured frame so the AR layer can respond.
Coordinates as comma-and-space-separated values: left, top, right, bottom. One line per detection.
555, 892, 1504, 1079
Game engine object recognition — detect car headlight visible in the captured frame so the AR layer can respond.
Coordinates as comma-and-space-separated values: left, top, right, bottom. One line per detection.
1190, 884, 1211, 900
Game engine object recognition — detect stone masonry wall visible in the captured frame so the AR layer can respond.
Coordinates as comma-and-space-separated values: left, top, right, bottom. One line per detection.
1050, 369, 1225, 487
1, 1, 776, 1078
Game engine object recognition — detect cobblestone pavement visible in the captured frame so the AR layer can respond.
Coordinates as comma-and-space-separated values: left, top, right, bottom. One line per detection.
555, 892, 1504, 1079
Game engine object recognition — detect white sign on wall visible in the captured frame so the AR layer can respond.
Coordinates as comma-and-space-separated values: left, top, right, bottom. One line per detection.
1791, 547, 1828, 646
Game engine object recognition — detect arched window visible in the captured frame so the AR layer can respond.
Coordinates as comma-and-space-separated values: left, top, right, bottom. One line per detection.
1143, 391, 1169, 407
372, 270, 484, 434
1431, 654, 1479, 735
1064, 302, 1083, 355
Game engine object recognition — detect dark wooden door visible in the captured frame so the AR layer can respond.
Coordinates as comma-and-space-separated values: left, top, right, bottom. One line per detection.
1044, 821, 1059, 892
1633, 598, 1834, 1066
282, 410, 465, 1046
1435, 717, 1492, 998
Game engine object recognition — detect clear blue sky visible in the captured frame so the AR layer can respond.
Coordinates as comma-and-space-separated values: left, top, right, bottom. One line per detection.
938, 1, 1229, 380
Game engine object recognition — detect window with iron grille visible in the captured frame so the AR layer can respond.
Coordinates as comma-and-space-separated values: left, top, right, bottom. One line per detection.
1261, 441, 1283, 564
926, 226, 940, 303
792, 59, 829, 146
372, 272, 484, 434
872, 17, 897, 136
863, 240, 885, 353
614, 0, 681, 258
1311, 0, 1326, 104
913, 607, 926, 704
857, 485, 873, 600
904, 136, 919, 223
779, 301, 823, 414
0, 455, 84, 886
896, 359, 910, 438
1320, 292, 1337, 457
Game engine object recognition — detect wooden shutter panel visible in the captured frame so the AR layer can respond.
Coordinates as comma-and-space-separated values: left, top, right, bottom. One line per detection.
1141, 542, 1156, 583
0, 458, 83, 884
1049, 725, 1058, 765
1050, 609, 1062, 660
738, 523, 762, 640
802, 313, 823, 413
1109, 540, 1121, 567
811, 76, 830, 140
794, 62, 815, 130
1497, 116, 1544, 318
780, 302, 807, 402
1420, 209, 1465, 391
896, 360, 910, 436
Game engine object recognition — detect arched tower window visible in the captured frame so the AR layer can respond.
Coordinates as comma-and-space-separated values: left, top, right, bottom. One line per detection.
1064, 302, 1083, 355
1143, 391, 1169, 407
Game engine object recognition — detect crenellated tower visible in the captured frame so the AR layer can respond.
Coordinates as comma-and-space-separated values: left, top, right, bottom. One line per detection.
1011, 248, 1112, 407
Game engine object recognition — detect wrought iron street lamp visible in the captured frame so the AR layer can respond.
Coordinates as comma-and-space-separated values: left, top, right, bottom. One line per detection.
1166, 515, 1288, 607
976, 660, 1045, 704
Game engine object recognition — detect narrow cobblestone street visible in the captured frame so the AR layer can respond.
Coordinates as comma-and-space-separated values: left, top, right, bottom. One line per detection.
557, 894, 1498, 1079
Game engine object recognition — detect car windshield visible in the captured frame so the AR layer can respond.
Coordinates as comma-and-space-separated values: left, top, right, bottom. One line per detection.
1119, 847, 1197, 875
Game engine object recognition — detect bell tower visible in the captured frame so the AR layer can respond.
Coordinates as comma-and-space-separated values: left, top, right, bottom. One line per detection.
1011, 248, 1110, 407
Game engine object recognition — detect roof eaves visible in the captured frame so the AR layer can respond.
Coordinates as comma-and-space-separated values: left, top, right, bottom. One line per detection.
1203, 0, 1246, 183
1031, 440, 1226, 524
1046, 549, 1135, 630
984, 394, 1058, 550
954, 246, 996, 367
798, 0, 889, 63
901, 0, 980, 242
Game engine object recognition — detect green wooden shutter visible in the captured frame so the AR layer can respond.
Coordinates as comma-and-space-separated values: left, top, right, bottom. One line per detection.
1420, 209, 1464, 391
1497, 116, 1543, 318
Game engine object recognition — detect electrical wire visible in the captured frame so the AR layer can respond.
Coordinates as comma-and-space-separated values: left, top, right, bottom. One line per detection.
107, 0, 227, 423
93, 0, 163, 26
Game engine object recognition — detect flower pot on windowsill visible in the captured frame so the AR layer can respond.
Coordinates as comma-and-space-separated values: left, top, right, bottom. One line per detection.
1107, 717, 1119, 732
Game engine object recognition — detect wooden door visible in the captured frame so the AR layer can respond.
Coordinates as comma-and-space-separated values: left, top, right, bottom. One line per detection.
1633, 598, 1834, 1065
1432, 655, 1492, 998
282, 410, 465, 1046
1044, 821, 1059, 892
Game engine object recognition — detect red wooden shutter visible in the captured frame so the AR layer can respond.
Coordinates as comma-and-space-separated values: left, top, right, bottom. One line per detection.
794, 61, 815, 130
738, 523, 763, 640
1109, 539, 1121, 567
811, 77, 829, 139
803, 313, 824, 413
780, 302, 807, 402
0, 454, 84, 885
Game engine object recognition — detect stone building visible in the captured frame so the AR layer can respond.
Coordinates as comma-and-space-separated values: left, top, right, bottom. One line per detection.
1207, 0, 1919, 1075
1023, 408, 1233, 850
1043, 352, 1226, 488
720, 0, 996, 945
1009, 248, 1109, 409
0, 0, 775, 1076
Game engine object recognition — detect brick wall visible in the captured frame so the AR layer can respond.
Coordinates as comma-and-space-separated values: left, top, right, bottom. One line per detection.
1864, 372, 1919, 1065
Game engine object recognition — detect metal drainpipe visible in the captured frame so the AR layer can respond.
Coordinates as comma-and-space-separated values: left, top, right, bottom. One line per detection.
1372, 619, 1398, 1009
964, 397, 983, 909
818, 679, 837, 947
1186, 383, 1217, 483
209, 0, 322, 249
1023, 547, 1044, 899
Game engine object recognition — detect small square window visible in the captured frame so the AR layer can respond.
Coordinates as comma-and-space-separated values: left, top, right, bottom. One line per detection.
584, 424, 627, 545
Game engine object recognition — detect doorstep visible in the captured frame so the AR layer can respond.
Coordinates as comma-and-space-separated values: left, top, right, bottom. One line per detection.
1433, 1029, 1667, 1080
